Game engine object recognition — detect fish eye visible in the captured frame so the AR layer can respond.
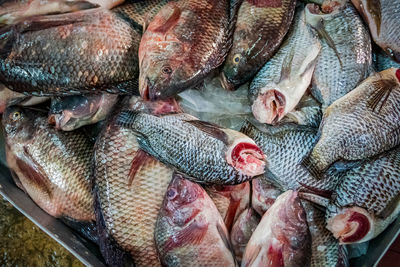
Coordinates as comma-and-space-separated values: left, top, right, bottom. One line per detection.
162, 66, 172, 75
166, 188, 178, 200
10, 111, 21, 121
233, 54, 241, 64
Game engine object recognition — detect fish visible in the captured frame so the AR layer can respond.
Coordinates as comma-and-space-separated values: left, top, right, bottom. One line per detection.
251, 177, 281, 216
48, 94, 118, 131
230, 208, 260, 262
373, 46, 400, 72
249, 7, 321, 124
204, 182, 250, 231
2, 106, 95, 225
116, 100, 266, 185
242, 190, 311, 267
325, 145, 400, 244
0, 84, 48, 113
93, 97, 173, 266
281, 94, 323, 128
305, 1, 372, 108
302, 68, 400, 177
155, 173, 237, 266
0, 7, 141, 96
302, 200, 348, 267
352, 0, 400, 63
242, 121, 343, 195
138, 0, 240, 100
220, 0, 296, 90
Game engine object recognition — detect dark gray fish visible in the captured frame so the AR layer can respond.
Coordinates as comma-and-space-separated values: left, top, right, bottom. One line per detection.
373, 47, 400, 72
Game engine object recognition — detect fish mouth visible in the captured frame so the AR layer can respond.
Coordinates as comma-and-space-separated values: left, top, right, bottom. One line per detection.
220, 72, 236, 91
251, 89, 286, 124
327, 207, 373, 244
226, 139, 266, 177
48, 111, 76, 131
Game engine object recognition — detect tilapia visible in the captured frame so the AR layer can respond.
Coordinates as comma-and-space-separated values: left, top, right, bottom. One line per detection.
0, 84, 48, 113
93, 97, 173, 266
305, 1, 372, 108
205, 182, 250, 231
155, 173, 237, 266
250, 7, 321, 124
230, 208, 260, 262
251, 177, 281, 216
0, 8, 141, 96
326, 145, 400, 244
302, 200, 348, 267
242, 190, 311, 267
302, 68, 400, 177
48, 94, 118, 131
138, 0, 240, 100
352, 0, 400, 62
281, 94, 323, 128
373, 47, 400, 72
220, 0, 296, 90
2, 106, 95, 223
117, 101, 266, 185
242, 121, 343, 195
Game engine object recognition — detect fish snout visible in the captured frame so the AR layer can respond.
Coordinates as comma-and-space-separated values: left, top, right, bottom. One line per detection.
252, 89, 286, 124
220, 72, 236, 91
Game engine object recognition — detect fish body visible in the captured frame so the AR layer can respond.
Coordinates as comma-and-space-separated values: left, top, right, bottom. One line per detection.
155, 174, 237, 266
0, 8, 141, 96
49, 94, 118, 131
139, 0, 237, 100
352, 0, 400, 62
303, 68, 400, 176
242, 190, 311, 267
117, 105, 265, 185
220, 0, 296, 90
282, 94, 322, 128
326, 145, 400, 244
250, 7, 321, 124
205, 182, 250, 231
3, 106, 94, 222
373, 47, 400, 72
93, 98, 173, 266
305, 1, 372, 108
251, 177, 281, 216
0, 84, 48, 113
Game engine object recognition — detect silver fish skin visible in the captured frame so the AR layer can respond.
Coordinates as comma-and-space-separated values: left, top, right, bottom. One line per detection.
251, 177, 282, 217
281, 94, 323, 128
305, 1, 372, 108
326, 145, 400, 244
250, 6, 321, 124
116, 105, 266, 185
302, 200, 348, 267
352, 0, 400, 62
302, 68, 400, 176
242, 121, 342, 196
373, 48, 400, 72
242, 190, 311, 267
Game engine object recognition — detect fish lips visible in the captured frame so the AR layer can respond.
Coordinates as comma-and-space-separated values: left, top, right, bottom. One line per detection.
251, 89, 286, 124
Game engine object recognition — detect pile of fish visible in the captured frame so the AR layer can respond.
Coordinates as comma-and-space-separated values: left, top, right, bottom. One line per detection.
1, 0, 400, 266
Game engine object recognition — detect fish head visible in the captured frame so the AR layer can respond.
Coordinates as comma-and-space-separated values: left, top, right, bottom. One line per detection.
2, 106, 35, 141
251, 86, 287, 124
0, 84, 26, 114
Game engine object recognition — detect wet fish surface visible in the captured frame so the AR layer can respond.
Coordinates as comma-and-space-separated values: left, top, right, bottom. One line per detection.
221, 0, 296, 90
306, 1, 372, 108
251, 177, 281, 216
250, 7, 321, 124
0, 83, 48, 113
373, 47, 400, 72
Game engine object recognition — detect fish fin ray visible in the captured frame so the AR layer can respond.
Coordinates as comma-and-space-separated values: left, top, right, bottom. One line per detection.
298, 192, 329, 207
279, 46, 295, 82
185, 120, 229, 145
316, 20, 343, 68
128, 149, 154, 186
367, 79, 396, 113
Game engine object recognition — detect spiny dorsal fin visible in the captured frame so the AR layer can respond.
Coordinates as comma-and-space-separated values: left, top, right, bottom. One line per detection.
185, 120, 229, 145
367, 79, 397, 113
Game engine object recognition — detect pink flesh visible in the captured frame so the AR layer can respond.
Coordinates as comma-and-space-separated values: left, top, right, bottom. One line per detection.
396, 69, 400, 82
341, 212, 371, 243
268, 243, 284, 267
231, 142, 265, 177
329, 209, 371, 243
253, 90, 286, 124
148, 98, 182, 115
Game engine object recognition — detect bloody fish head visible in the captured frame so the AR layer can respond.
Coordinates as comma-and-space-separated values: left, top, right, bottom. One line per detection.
251, 89, 286, 124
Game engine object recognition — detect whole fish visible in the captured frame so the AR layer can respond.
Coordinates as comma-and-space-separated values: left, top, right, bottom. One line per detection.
305, 1, 372, 108
251, 177, 281, 216
155, 173, 237, 266
373, 47, 400, 72
93, 97, 173, 266
302, 68, 400, 177
48, 94, 118, 131
220, 0, 296, 90
242, 121, 343, 195
0, 8, 141, 96
138, 0, 239, 100
242, 190, 311, 267
230, 208, 260, 262
2, 106, 95, 223
0, 84, 48, 113
326, 145, 400, 244
205, 182, 250, 231
250, 7, 321, 124
352, 0, 400, 62
117, 102, 266, 185
302, 200, 348, 267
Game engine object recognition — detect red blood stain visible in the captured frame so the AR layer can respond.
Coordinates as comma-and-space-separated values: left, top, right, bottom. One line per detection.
231, 143, 264, 164
268, 243, 284, 267
395, 69, 400, 82
342, 212, 370, 243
